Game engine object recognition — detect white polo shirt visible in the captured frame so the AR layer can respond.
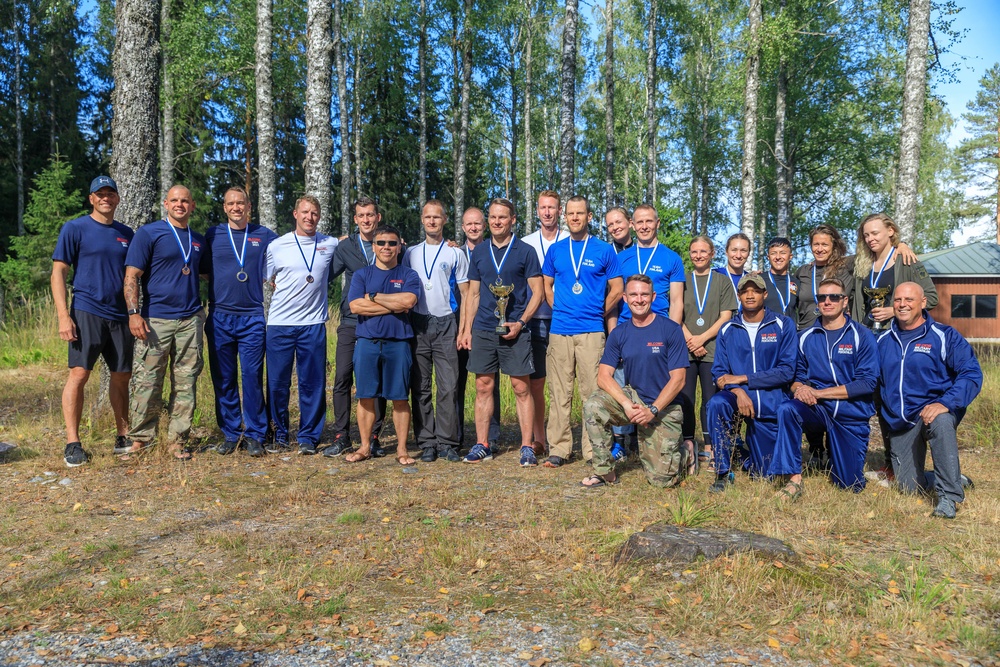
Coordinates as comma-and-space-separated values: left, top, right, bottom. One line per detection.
265, 231, 338, 326
522, 228, 567, 321
404, 239, 469, 317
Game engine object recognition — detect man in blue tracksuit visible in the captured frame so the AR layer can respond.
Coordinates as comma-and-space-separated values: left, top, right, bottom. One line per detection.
877, 282, 982, 519
773, 278, 878, 498
203, 187, 277, 457
706, 274, 796, 492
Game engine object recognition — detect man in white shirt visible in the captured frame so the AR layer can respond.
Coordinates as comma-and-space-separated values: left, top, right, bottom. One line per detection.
264, 196, 339, 455
406, 200, 470, 462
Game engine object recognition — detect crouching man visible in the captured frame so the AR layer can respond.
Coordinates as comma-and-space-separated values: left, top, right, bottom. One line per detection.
581, 274, 689, 488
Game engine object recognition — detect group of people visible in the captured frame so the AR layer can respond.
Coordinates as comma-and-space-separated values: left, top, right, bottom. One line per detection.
53, 178, 983, 519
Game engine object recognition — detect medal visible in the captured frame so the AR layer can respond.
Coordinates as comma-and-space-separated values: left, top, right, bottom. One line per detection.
295, 233, 318, 285
166, 220, 194, 276
422, 240, 446, 293
489, 235, 515, 285
227, 223, 249, 283
236, 270, 249, 283
692, 270, 712, 328
425, 281, 433, 291
696, 317, 705, 326
568, 234, 589, 295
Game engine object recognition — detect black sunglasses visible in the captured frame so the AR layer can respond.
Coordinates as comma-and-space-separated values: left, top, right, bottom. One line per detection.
374, 240, 399, 247
816, 294, 846, 303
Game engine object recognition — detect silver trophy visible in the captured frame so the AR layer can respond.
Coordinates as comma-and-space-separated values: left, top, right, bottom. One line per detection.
489, 282, 515, 334
863, 285, 892, 332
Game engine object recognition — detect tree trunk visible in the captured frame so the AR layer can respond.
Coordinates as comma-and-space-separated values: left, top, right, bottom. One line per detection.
774, 56, 790, 237
256, 0, 277, 230
644, 0, 657, 204
417, 0, 428, 212
508, 37, 519, 214
334, 0, 351, 233
353, 44, 362, 196
559, 0, 578, 204
700, 174, 710, 236
305, 0, 333, 232
739, 0, 762, 241
523, 7, 533, 228
894, 0, 930, 242
604, 0, 615, 212
14, 2, 24, 236
159, 0, 175, 216
111, 0, 161, 230
543, 102, 554, 191
453, 0, 472, 231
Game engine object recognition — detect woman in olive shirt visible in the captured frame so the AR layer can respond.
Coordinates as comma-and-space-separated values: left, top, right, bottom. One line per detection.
681, 236, 737, 469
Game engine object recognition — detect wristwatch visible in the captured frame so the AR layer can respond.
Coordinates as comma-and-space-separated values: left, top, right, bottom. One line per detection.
516, 318, 526, 328
649, 405, 659, 416
127, 308, 140, 316
367, 292, 377, 301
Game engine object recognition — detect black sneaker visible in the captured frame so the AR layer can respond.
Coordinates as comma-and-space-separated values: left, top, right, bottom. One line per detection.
113, 436, 132, 455
441, 447, 462, 462
267, 441, 291, 454
299, 442, 318, 455
322, 434, 352, 458
245, 438, 266, 457
216, 440, 239, 456
420, 448, 438, 463
371, 436, 387, 458
709, 472, 735, 494
64, 441, 89, 467
931, 497, 957, 519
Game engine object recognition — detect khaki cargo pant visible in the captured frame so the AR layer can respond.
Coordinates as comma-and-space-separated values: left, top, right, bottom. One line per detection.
128, 311, 205, 444
584, 385, 685, 487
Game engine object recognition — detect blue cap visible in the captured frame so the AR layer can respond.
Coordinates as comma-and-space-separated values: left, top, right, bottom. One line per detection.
90, 176, 118, 193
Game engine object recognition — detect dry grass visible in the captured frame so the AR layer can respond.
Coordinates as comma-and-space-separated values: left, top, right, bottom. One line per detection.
0, 309, 998, 664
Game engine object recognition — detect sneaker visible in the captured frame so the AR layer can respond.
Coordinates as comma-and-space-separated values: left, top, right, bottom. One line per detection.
267, 441, 291, 454
441, 447, 462, 462
463, 443, 493, 463
542, 455, 565, 468
216, 440, 239, 456
245, 438, 266, 457
961, 474, 975, 490
709, 472, 735, 494
519, 446, 538, 467
323, 433, 352, 458
421, 448, 438, 463
610, 440, 627, 462
931, 497, 957, 519
299, 442, 317, 455
113, 436, 132, 455
64, 441, 89, 467
371, 436, 387, 458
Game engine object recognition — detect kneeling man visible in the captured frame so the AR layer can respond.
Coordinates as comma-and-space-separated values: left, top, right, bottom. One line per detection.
877, 282, 982, 519
773, 278, 878, 498
581, 275, 688, 488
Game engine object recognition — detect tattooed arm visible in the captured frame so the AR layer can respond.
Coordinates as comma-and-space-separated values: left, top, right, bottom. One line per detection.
125, 267, 150, 340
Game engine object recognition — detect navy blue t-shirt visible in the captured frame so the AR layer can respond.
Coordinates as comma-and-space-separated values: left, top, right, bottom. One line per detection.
203, 223, 278, 316
52, 215, 135, 321
125, 220, 206, 319
600, 314, 689, 406
347, 263, 422, 340
468, 237, 542, 332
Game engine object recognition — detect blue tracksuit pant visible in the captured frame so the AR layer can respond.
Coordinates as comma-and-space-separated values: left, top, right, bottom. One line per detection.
266, 324, 327, 446
706, 390, 779, 477
207, 312, 267, 442
774, 400, 870, 491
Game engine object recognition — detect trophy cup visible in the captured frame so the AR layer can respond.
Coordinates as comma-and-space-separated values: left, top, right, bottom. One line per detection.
489, 282, 515, 334
863, 285, 892, 332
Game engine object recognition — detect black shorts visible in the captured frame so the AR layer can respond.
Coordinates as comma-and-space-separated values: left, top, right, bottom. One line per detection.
528, 318, 550, 380
68, 309, 134, 372
467, 328, 534, 378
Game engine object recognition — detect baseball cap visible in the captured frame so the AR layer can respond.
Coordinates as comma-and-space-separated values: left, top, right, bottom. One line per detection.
737, 274, 767, 292
90, 176, 118, 193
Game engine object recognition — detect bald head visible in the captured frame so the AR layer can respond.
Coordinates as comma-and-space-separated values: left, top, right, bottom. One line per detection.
893, 282, 927, 330
462, 207, 486, 244
164, 185, 195, 227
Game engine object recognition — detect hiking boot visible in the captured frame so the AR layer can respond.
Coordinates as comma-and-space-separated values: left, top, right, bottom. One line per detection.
931, 497, 957, 519
441, 447, 462, 462
64, 441, 89, 467
463, 443, 493, 463
245, 438, 266, 457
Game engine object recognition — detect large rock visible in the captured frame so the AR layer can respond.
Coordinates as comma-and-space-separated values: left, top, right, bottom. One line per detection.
615, 523, 796, 564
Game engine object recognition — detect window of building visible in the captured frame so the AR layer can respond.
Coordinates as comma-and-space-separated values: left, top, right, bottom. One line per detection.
951, 294, 996, 319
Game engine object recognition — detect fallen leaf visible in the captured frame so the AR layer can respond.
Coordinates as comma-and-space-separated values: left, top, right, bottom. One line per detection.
272, 624, 287, 636
517, 652, 534, 660
476, 558, 487, 568
767, 638, 780, 649
72, 502, 82, 512
529, 625, 542, 633
578, 637, 596, 652
233, 622, 247, 636
297, 588, 307, 601
438, 588, 449, 594
772, 561, 784, 569
105, 624, 119, 634
528, 659, 548, 667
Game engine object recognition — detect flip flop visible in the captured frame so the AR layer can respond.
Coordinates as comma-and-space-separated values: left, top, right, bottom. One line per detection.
117, 440, 150, 460
169, 444, 192, 461
397, 456, 417, 466
345, 450, 372, 463
580, 474, 619, 489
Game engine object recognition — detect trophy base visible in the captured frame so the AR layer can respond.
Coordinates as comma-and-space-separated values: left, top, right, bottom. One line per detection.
495, 325, 509, 334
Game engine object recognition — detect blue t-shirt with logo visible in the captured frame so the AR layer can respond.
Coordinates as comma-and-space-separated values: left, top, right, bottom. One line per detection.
600, 314, 688, 406
542, 235, 620, 335
203, 223, 278, 316
52, 215, 135, 321
617, 243, 685, 323
347, 263, 422, 340
125, 220, 206, 319
467, 237, 542, 332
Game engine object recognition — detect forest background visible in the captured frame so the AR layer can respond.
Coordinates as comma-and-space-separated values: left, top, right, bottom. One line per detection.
1, 0, 1000, 301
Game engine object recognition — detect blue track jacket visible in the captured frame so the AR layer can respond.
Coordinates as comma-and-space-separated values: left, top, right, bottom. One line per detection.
795, 319, 878, 422
712, 308, 797, 419
876, 312, 983, 432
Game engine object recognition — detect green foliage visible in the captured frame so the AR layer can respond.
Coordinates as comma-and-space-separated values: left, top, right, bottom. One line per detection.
957, 63, 1000, 238
0, 155, 86, 297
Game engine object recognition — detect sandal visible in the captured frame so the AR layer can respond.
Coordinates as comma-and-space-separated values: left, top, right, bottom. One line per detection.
396, 455, 417, 466
580, 474, 619, 489
345, 449, 372, 463
778, 480, 803, 502
117, 440, 150, 460
684, 439, 698, 476
169, 444, 192, 461
699, 448, 715, 473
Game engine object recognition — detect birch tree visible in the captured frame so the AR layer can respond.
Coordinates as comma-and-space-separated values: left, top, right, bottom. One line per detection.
739, 0, 762, 243
255, 0, 276, 230
159, 0, 175, 214
453, 0, 473, 230
334, 0, 351, 233
522, 0, 534, 225
417, 0, 428, 211
305, 0, 333, 231
894, 0, 930, 242
604, 0, 614, 212
559, 0, 578, 204
644, 0, 656, 204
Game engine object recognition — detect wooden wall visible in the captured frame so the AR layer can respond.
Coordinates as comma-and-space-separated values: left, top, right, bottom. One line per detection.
928, 277, 1000, 340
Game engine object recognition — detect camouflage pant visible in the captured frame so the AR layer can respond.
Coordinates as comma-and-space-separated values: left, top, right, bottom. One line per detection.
584, 385, 686, 488
128, 311, 205, 443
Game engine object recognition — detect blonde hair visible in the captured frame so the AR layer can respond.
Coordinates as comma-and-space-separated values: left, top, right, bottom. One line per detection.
689, 234, 716, 254
853, 213, 900, 279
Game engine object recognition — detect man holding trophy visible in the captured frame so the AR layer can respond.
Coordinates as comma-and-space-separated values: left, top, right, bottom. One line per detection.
458, 199, 544, 465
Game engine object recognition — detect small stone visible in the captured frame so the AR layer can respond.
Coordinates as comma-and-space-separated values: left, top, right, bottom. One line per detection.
44, 471, 56, 476
59, 478, 72, 486
401, 467, 418, 474
250, 472, 266, 477
325, 468, 340, 475
28, 477, 46, 484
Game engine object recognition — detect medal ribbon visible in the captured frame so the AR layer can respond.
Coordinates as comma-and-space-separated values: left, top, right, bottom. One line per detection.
489, 236, 516, 282
770, 272, 790, 312
166, 220, 193, 268
569, 235, 590, 285
422, 240, 446, 283
359, 236, 375, 265
870, 246, 896, 288
295, 233, 318, 276
227, 224, 248, 270
540, 229, 565, 263
636, 241, 658, 275
693, 270, 712, 318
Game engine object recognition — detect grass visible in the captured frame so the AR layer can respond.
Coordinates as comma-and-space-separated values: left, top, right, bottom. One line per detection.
0, 302, 999, 664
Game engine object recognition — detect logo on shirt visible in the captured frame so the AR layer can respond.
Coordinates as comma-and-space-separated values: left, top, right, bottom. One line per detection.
789, 282, 798, 294
116, 237, 130, 248
760, 332, 778, 343
837, 344, 854, 355
647, 341, 663, 354
192, 242, 202, 252
390, 279, 404, 290
248, 236, 263, 246
318, 245, 331, 254
914, 343, 933, 354
649, 264, 663, 273
583, 259, 596, 268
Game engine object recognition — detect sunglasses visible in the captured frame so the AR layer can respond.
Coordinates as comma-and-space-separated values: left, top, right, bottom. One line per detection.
374, 240, 399, 247
816, 294, 846, 303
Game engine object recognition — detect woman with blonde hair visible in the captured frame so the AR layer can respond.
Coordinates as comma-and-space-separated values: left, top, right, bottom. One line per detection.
851, 213, 937, 330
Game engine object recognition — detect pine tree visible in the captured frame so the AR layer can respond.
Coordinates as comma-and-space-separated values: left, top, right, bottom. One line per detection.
957, 63, 1000, 240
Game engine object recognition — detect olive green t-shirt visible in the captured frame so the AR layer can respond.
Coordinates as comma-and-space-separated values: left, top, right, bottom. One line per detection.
682, 270, 738, 362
